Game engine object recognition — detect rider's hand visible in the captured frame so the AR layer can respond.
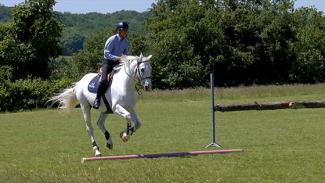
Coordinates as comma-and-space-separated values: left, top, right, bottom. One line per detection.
116, 57, 122, 62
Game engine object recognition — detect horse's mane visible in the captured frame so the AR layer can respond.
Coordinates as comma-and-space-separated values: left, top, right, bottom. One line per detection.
120, 55, 139, 63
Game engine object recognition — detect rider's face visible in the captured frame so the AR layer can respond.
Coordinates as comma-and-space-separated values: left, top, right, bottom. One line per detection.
119, 29, 128, 39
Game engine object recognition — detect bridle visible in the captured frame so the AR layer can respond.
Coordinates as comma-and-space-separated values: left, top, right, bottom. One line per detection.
135, 60, 152, 82
121, 58, 151, 94
124, 57, 152, 83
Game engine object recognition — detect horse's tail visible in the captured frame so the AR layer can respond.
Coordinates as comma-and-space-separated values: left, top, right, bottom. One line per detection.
49, 84, 79, 112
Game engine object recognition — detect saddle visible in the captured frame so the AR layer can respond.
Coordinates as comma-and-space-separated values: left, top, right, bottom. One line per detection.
87, 73, 114, 94
88, 64, 121, 93
88, 65, 122, 113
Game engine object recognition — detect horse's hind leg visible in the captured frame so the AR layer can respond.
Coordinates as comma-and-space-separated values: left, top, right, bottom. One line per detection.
97, 112, 113, 149
80, 104, 101, 156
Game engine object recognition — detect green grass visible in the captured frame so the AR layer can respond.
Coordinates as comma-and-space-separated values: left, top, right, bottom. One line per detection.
1, 84, 325, 182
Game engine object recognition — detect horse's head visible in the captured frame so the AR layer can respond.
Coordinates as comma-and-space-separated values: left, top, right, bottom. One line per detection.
121, 54, 153, 91
136, 54, 152, 91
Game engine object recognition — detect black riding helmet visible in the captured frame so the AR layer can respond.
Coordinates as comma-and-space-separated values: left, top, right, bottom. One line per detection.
116, 21, 129, 31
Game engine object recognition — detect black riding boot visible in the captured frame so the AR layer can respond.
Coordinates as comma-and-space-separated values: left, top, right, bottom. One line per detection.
93, 96, 101, 109
93, 80, 108, 109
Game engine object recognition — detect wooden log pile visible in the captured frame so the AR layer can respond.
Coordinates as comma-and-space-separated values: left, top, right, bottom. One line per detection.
215, 100, 325, 112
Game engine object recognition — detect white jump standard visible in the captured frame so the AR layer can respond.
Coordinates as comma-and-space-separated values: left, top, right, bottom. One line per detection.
206, 72, 222, 148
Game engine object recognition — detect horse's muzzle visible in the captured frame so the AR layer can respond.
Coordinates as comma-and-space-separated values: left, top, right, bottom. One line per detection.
143, 80, 152, 91
144, 85, 152, 91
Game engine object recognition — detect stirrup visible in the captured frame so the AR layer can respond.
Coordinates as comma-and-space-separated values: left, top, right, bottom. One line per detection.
93, 97, 100, 109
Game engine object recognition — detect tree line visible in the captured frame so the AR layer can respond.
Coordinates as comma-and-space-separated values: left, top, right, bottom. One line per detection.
145, 0, 325, 88
0, 0, 325, 111
62, 0, 325, 88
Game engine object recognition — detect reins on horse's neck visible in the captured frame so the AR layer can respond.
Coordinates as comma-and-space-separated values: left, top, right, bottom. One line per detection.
123, 58, 150, 82
122, 58, 138, 82
122, 58, 145, 94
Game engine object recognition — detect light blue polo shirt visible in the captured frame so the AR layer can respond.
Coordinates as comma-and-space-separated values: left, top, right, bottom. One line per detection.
103, 34, 128, 61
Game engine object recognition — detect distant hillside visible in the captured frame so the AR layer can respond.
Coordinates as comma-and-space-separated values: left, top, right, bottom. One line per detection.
58, 10, 150, 55
58, 10, 149, 32
0, 5, 12, 22
0, 5, 150, 55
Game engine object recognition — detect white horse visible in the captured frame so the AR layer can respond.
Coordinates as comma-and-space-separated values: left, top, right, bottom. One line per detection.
50, 54, 152, 156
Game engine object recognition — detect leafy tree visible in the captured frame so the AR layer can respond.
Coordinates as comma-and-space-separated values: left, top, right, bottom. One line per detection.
11, 0, 62, 79
145, 0, 299, 87
146, 0, 213, 88
247, 1, 295, 84
290, 7, 325, 83
0, 0, 62, 80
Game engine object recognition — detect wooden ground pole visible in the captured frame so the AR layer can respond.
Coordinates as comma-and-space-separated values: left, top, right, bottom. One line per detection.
81, 149, 243, 163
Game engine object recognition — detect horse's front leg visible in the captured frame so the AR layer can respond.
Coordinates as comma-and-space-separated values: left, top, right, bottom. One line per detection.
128, 112, 141, 132
119, 119, 133, 142
114, 104, 141, 142
96, 112, 113, 149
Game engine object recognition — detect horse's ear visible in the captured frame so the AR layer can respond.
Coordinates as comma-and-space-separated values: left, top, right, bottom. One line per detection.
139, 53, 143, 58
143, 55, 152, 62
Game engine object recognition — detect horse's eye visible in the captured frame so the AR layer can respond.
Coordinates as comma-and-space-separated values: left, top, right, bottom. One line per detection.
141, 68, 145, 73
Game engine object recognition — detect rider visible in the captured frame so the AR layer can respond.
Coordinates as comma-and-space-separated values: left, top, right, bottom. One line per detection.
93, 21, 129, 109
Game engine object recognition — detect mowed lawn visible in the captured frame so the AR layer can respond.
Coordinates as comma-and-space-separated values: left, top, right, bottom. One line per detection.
1, 85, 325, 183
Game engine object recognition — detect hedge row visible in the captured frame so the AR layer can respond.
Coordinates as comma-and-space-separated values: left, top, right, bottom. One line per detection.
0, 78, 72, 112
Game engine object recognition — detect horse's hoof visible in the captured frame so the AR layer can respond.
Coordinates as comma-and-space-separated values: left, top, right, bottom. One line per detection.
93, 146, 101, 157
95, 152, 101, 157
106, 143, 113, 149
120, 132, 129, 142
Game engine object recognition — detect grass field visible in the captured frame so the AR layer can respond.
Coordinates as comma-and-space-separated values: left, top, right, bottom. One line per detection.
1, 84, 325, 182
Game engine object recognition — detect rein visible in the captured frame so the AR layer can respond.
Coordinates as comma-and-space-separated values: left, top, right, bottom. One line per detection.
122, 58, 151, 94
135, 60, 152, 81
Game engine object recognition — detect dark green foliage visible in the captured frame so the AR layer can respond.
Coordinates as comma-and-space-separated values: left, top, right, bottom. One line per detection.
0, 22, 11, 40
48, 56, 80, 80
146, 0, 213, 88
146, 0, 325, 88
0, 0, 62, 80
290, 7, 325, 83
0, 78, 72, 112
0, 0, 65, 112
67, 29, 111, 78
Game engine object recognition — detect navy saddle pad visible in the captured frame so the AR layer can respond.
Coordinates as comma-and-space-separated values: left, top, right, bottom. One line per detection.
88, 75, 100, 93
